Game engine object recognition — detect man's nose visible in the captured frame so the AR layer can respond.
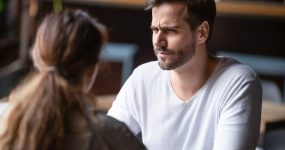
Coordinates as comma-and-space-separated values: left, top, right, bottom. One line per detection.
154, 31, 167, 48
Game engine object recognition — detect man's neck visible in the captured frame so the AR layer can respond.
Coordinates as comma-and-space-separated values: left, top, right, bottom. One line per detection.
170, 50, 218, 101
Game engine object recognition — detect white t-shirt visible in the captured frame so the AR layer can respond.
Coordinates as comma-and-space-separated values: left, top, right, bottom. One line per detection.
108, 57, 262, 150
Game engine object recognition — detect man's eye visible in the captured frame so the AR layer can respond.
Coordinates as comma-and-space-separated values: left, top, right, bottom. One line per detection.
151, 28, 159, 33
166, 29, 177, 33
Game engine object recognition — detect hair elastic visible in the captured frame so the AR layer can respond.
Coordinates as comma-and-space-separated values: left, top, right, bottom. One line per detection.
38, 66, 57, 73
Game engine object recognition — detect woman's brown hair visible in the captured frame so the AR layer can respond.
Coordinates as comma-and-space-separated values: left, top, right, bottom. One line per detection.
0, 10, 107, 150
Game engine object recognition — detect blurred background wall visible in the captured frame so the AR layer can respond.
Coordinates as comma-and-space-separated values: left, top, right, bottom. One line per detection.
0, 0, 285, 97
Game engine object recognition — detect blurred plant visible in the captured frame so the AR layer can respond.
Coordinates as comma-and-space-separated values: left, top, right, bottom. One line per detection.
0, 0, 4, 13
53, 0, 62, 12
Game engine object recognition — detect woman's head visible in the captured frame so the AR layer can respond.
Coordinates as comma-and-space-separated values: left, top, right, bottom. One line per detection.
32, 10, 107, 91
0, 10, 108, 150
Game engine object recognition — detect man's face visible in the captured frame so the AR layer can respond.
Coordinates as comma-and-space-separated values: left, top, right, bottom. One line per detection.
151, 2, 197, 70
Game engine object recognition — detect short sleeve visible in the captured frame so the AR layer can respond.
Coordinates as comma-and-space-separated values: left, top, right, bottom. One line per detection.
107, 72, 141, 135
213, 77, 262, 150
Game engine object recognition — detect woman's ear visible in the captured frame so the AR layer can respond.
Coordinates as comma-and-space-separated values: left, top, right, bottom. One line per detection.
82, 64, 99, 94
197, 21, 209, 44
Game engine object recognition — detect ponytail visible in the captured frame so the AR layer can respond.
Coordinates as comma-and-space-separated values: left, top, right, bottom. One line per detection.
0, 71, 93, 150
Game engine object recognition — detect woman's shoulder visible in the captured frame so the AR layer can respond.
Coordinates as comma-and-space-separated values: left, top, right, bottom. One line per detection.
96, 113, 146, 150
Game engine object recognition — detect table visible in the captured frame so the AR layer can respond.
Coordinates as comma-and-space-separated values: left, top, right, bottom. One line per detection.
260, 100, 285, 133
97, 94, 117, 112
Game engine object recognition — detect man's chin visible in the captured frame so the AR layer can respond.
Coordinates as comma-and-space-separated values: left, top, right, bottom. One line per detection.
158, 61, 172, 70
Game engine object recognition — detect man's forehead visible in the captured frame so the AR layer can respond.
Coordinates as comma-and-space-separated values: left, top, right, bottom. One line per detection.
152, 2, 187, 16
151, 2, 187, 26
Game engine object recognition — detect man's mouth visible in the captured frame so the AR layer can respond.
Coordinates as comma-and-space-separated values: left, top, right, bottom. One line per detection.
155, 48, 173, 55
156, 51, 172, 59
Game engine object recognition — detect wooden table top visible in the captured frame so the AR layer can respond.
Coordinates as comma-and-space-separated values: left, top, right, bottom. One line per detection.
260, 100, 285, 133
97, 94, 117, 111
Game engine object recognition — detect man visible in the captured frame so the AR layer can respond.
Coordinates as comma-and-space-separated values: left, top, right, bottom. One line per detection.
108, 0, 262, 149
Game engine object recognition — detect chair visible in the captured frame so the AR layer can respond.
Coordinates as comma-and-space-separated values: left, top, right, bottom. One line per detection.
218, 51, 285, 103
0, 63, 25, 99
263, 120, 285, 150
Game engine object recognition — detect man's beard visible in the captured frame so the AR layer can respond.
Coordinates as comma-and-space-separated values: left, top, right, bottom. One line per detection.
154, 43, 196, 70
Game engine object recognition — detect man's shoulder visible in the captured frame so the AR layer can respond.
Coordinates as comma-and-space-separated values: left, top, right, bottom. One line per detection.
218, 57, 258, 81
129, 61, 168, 85
136, 61, 159, 71
133, 61, 161, 75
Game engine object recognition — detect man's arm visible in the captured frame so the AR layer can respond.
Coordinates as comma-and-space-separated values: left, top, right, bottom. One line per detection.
213, 77, 262, 150
107, 73, 141, 135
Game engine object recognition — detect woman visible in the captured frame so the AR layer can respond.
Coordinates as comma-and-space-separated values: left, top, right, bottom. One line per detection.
0, 10, 145, 150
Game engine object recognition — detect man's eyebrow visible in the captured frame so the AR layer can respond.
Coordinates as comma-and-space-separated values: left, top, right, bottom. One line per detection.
150, 25, 179, 30
162, 26, 179, 29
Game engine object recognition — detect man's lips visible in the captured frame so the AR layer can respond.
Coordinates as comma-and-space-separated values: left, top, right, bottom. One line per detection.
157, 51, 171, 55
156, 51, 172, 59
154, 48, 174, 59
155, 48, 173, 54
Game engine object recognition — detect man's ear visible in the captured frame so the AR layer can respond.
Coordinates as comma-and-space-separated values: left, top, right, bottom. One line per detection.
197, 21, 209, 44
